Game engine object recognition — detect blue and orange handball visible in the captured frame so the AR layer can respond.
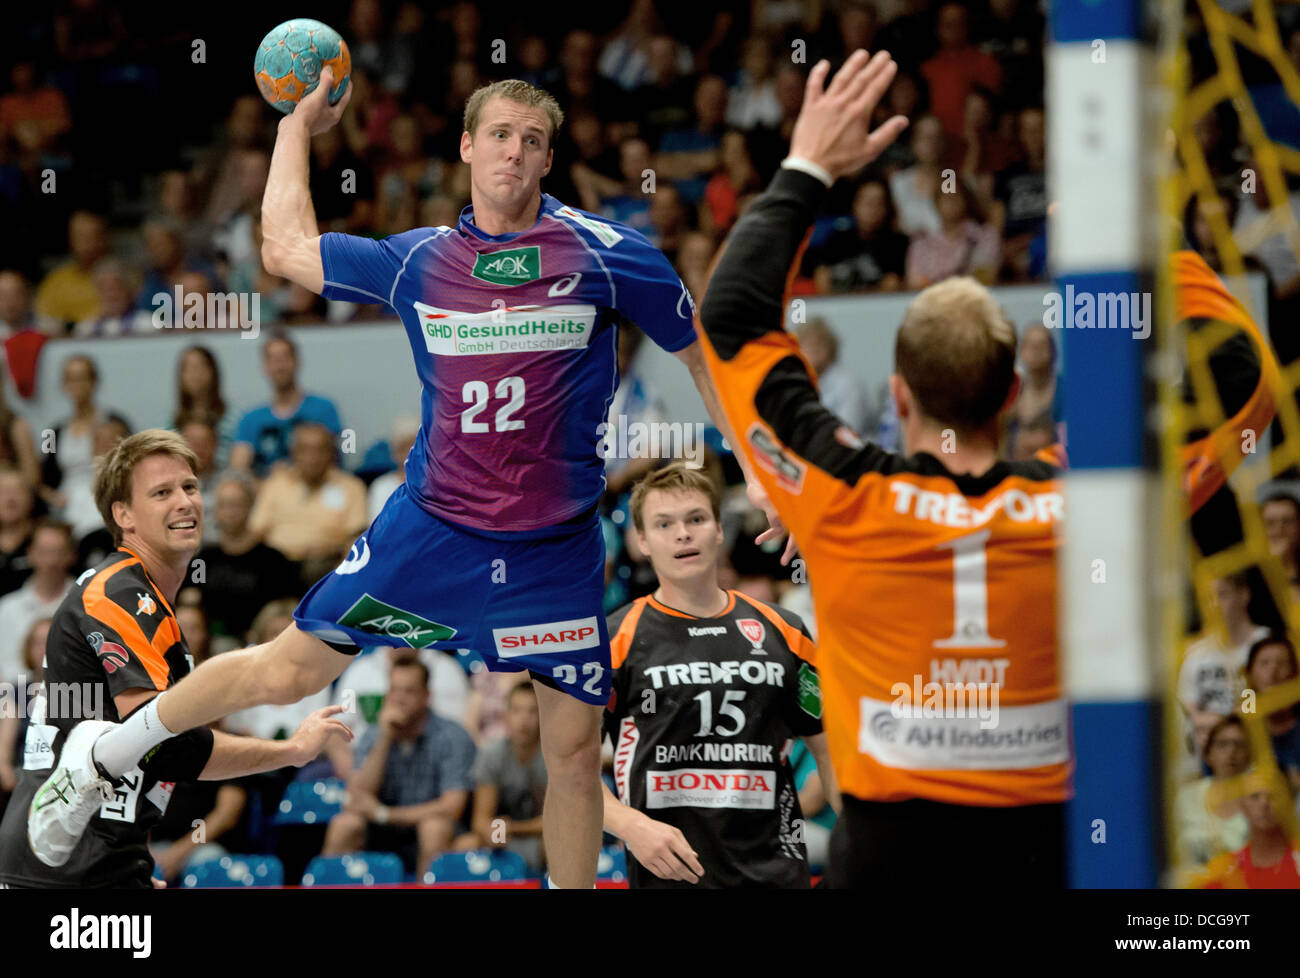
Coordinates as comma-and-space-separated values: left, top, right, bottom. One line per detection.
253, 19, 351, 114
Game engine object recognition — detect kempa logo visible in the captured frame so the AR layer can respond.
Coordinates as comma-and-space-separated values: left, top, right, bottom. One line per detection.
338, 594, 456, 649
471, 246, 541, 286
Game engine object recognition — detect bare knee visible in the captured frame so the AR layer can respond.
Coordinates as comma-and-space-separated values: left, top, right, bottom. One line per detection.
324, 811, 366, 851
417, 814, 455, 847
252, 626, 346, 706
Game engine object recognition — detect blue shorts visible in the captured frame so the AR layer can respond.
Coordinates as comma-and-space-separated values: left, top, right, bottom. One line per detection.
294, 484, 612, 705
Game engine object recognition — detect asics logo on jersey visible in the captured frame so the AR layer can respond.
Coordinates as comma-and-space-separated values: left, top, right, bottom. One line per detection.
135, 593, 156, 617
548, 272, 582, 297
336, 538, 371, 575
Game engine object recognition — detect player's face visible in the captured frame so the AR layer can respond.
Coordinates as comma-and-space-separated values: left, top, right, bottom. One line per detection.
638, 489, 723, 587
462, 97, 553, 214
116, 453, 203, 559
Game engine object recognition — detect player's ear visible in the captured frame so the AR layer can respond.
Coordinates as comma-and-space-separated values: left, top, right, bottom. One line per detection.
544, 147, 552, 176
460, 130, 473, 165
111, 499, 133, 537
888, 373, 909, 420
999, 372, 1022, 416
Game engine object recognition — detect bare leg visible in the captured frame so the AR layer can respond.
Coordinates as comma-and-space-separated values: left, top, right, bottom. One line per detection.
416, 814, 456, 876
532, 679, 603, 888
322, 811, 366, 856
156, 624, 351, 733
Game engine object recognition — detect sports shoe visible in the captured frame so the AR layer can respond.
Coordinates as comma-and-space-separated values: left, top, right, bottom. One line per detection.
27, 719, 117, 867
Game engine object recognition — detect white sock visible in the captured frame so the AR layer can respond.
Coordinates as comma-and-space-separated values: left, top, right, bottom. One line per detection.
91, 695, 177, 777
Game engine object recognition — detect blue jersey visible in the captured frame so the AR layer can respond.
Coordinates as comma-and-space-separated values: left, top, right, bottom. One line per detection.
320, 194, 696, 532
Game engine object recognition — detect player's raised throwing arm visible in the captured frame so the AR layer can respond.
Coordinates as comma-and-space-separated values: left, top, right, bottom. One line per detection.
261, 66, 352, 293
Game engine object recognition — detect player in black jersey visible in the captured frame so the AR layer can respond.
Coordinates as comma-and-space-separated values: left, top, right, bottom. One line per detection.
0, 430, 349, 887
602, 463, 838, 888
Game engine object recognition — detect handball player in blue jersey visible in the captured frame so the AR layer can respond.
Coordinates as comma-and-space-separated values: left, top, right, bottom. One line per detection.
29, 68, 791, 888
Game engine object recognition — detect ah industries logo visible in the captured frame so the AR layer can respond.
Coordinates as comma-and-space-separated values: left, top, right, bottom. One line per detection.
472, 246, 541, 286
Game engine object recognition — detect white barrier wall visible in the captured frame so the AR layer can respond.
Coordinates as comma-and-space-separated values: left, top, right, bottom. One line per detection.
13, 274, 1268, 457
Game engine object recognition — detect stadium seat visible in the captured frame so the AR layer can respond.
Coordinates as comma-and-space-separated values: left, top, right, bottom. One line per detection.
180, 855, 284, 888
424, 849, 528, 884
596, 845, 627, 883
301, 852, 404, 887
273, 778, 346, 826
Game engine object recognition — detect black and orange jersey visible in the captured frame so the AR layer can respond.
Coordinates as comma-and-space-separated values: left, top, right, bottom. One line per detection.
695, 167, 1278, 809
605, 590, 823, 889
0, 548, 193, 888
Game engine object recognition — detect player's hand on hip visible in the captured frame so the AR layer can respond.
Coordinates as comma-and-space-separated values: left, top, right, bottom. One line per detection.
748, 479, 799, 566
288, 703, 355, 766
284, 66, 352, 136
625, 815, 705, 883
787, 50, 909, 182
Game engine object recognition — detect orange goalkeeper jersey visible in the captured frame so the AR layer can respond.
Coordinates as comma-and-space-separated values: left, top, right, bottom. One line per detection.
695, 167, 1278, 807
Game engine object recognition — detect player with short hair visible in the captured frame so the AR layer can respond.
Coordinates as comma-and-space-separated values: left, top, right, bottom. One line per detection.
0, 430, 349, 885
601, 462, 836, 888
693, 49, 1279, 887
29, 73, 785, 890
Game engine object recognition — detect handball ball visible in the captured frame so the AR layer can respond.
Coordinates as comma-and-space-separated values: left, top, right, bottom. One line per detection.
253, 19, 351, 115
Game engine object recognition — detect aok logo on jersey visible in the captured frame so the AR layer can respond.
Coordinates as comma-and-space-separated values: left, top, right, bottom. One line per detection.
416, 301, 597, 356
471, 246, 541, 286
646, 767, 776, 810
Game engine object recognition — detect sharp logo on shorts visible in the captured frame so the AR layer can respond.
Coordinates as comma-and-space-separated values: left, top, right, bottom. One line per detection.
645, 767, 776, 810
747, 422, 805, 493
492, 616, 600, 658
86, 632, 129, 674
471, 245, 541, 286
736, 618, 765, 648
338, 594, 457, 649
686, 625, 726, 637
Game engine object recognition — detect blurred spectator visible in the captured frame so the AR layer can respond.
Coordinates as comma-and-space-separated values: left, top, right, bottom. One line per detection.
631, 34, 697, 148
657, 75, 729, 203
247, 422, 368, 571
309, 128, 376, 235
516, 35, 561, 93
277, 283, 330, 326
375, 115, 444, 237
1179, 573, 1267, 722
598, 0, 666, 91
209, 148, 269, 279
323, 656, 475, 875
871, 71, 929, 174
0, 269, 34, 334
149, 774, 250, 884
1262, 492, 1300, 598
39, 354, 129, 527
178, 418, 219, 545
462, 668, 533, 747
134, 217, 223, 314
726, 36, 782, 131
905, 179, 1000, 289
921, 3, 1004, 142
889, 115, 946, 237
647, 183, 691, 265
0, 467, 35, 596
223, 599, 332, 740
604, 324, 667, 498
1233, 154, 1300, 301
956, 87, 1022, 207
1009, 417, 1055, 462
875, 0, 940, 71
351, 0, 419, 95
745, 64, 806, 180
554, 29, 624, 121
794, 318, 870, 435
230, 332, 343, 475
0, 519, 73, 682
452, 682, 548, 873
558, 111, 621, 211
154, 169, 212, 261
173, 345, 233, 465
0, 617, 50, 817
184, 472, 299, 643
421, 196, 462, 231
1175, 715, 1250, 871
702, 130, 760, 236
677, 230, 716, 307
595, 138, 655, 233
73, 258, 150, 337
1197, 771, 1300, 888
790, 736, 837, 870
991, 106, 1048, 281
339, 69, 401, 161
33, 210, 110, 333
0, 61, 71, 158
1243, 634, 1300, 792
194, 95, 268, 228
0, 374, 37, 491
810, 178, 907, 293
974, 0, 1046, 106
368, 417, 421, 521
1192, 105, 1243, 184
1006, 324, 1061, 449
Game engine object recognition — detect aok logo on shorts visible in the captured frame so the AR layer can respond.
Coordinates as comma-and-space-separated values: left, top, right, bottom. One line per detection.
471, 246, 541, 286
338, 594, 457, 649
493, 617, 600, 658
